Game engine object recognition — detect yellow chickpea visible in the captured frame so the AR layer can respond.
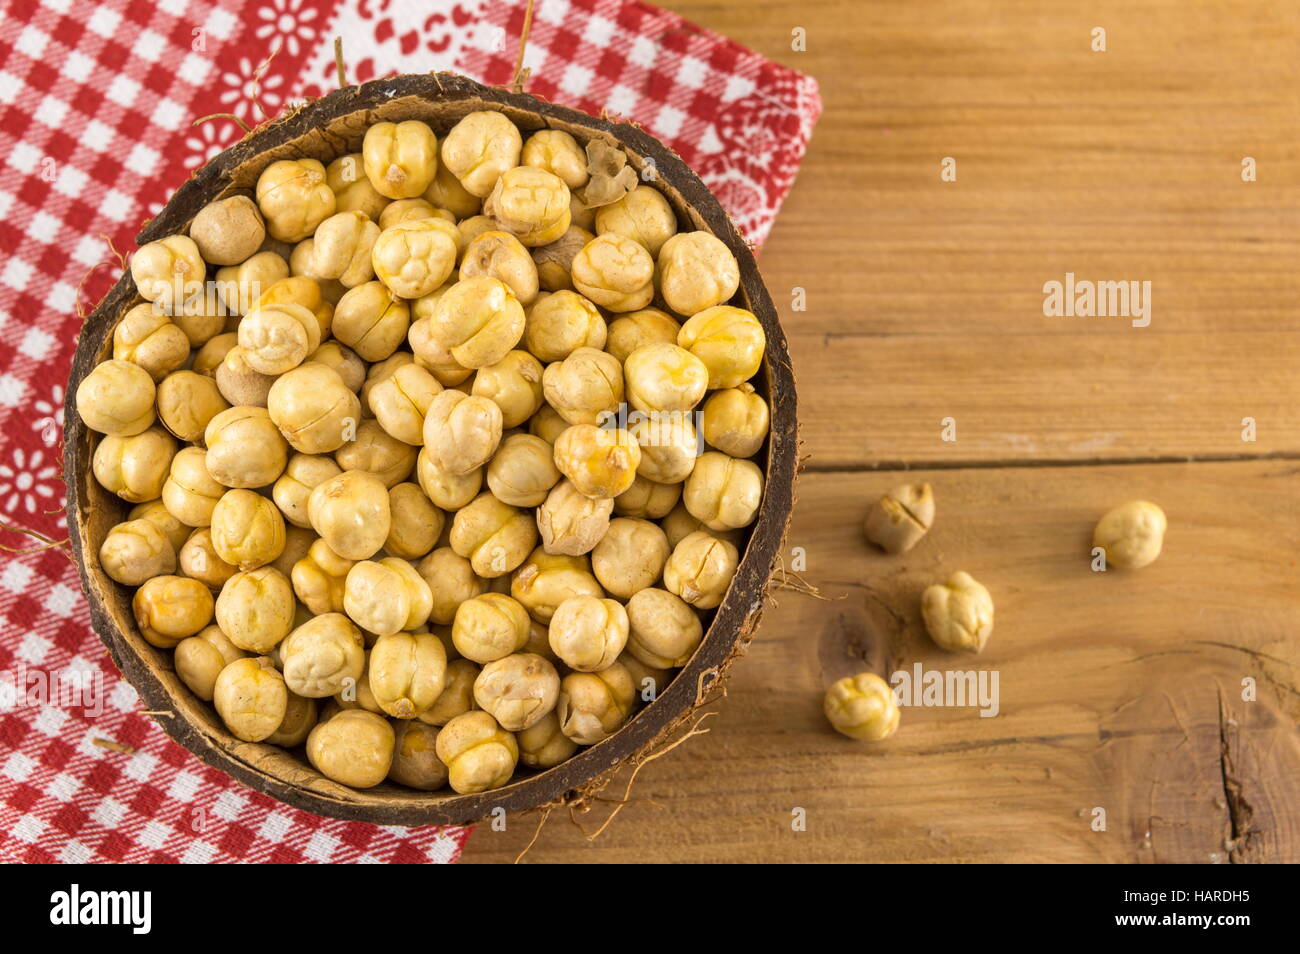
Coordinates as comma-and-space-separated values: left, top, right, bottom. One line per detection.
552, 423, 641, 499
192, 332, 238, 377
487, 433, 560, 507
517, 710, 578, 768
189, 195, 266, 266
657, 231, 740, 316
256, 158, 336, 242
215, 346, 276, 408
824, 672, 901, 741
344, 558, 432, 637
99, 518, 176, 586
677, 305, 765, 390
133, 575, 214, 648
528, 403, 570, 445
76, 359, 156, 436
361, 352, 415, 414
624, 342, 709, 414
156, 371, 229, 443
625, 587, 702, 668
204, 406, 288, 488
594, 185, 677, 257
331, 281, 410, 362
335, 418, 417, 487
371, 217, 460, 299
92, 427, 176, 503
369, 363, 442, 446
112, 303, 190, 382
311, 210, 380, 287
521, 129, 589, 190
267, 362, 361, 455
418, 547, 488, 625
272, 454, 342, 528
214, 656, 289, 742
408, 315, 473, 387
417, 656, 479, 725
238, 300, 322, 375
664, 530, 739, 610
441, 111, 523, 198
605, 308, 680, 363
536, 479, 614, 556
548, 596, 628, 672
307, 469, 391, 561
214, 250, 290, 316
256, 275, 334, 341
592, 518, 670, 599
306, 341, 365, 392
130, 235, 205, 310
215, 566, 296, 653
485, 165, 572, 247
129, 499, 191, 552
178, 527, 238, 590
523, 290, 606, 361
436, 710, 518, 794
384, 482, 444, 560
570, 233, 654, 312
279, 612, 366, 698
471, 350, 543, 427
171, 294, 227, 348
473, 652, 560, 732
389, 720, 449, 789
416, 447, 483, 511
266, 692, 318, 747
427, 275, 526, 369
363, 120, 439, 199
368, 630, 448, 718
701, 383, 769, 459
174, 625, 247, 701
449, 492, 538, 578
541, 347, 623, 426
162, 447, 224, 526
210, 489, 286, 570
510, 548, 603, 624
291, 537, 354, 615
660, 501, 744, 550
459, 230, 539, 305
630, 411, 700, 485
614, 474, 681, 519
556, 663, 635, 745
683, 451, 763, 531
452, 593, 531, 664
531, 225, 595, 293
422, 389, 503, 477
307, 708, 394, 788
326, 153, 390, 221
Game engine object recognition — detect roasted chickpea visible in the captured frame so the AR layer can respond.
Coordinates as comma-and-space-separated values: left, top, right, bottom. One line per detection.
428, 276, 526, 369
215, 566, 295, 653
473, 652, 560, 731
368, 629, 448, 718
156, 371, 228, 442
677, 305, 765, 390
528, 403, 570, 444
701, 383, 769, 459
487, 433, 560, 507
112, 303, 189, 381
193, 332, 238, 377
416, 447, 483, 510
344, 558, 433, 637
190, 195, 266, 266
215, 346, 277, 408
267, 362, 360, 454
664, 531, 739, 610
204, 406, 288, 488
552, 423, 641, 499
683, 451, 763, 531
307, 708, 394, 788
523, 290, 606, 361
921, 571, 994, 654
210, 489, 286, 570
1094, 500, 1167, 570
460, 230, 540, 305
408, 314, 473, 386
457, 214, 498, 251
256, 158, 335, 242
619, 651, 672, 703
129, 498, 191, 552
336, 418, 417, 487
172, 296, 227, 349
363, 120, 439, 199
327, 153, 390, 221
332, 281, 411, 362
605, 308, 680, 363
273, 454, 343, 528
93, 427, 176, 503
657, 231, 739, 316
449, 492, 537, 578
178, 527, 238, 589
510, 548, 603, 624
824, 672, 901, 741
311, 210, 380, 287
265, 692, 318, 747
569, 192, 595, 232
592, 518, 670, 599
660, 501, 743, 550
76, 359, 156, 436
594, 185, 677, 256
279, 612, 366, 698
361, 352, 415, 414
516, 710, 578, 769
372, 218, 460, 299
161, 447, 224, 526
424, 159, 482, 219
307, 469, 391, 561
541, 347, 623, 426
452, 593, 531, 663
484, 165, 571, 247
175, 625, 246, 701
441, 111, 523, 198
625, 587, 701, 669
369, 362, 442, 445
537, 478, 614, 556
471, 350, 543, 428
570, 233, 654, 312
133, 575, 214, 648
376, 482, 441, 561
422, 389, 503, 476
531, 226, 595, 293
292, 537, 355, 615
214, 656, 289, 742
389, 720, 449, 789
624, 342, 709, 414
214, 250, 290, 316
522, 129, 589, 190
418, 547, 488, 625
863, 482, 935, 555
549, 596, 628, 672
614, 474, 681, 519
130, 235, 205, 310
630, 412, 699, 485
556, 663, 635, 745
306, 341, 365, 392
99, 518, 176, 585
436, 710, 518, 794
378, 199, 442, 231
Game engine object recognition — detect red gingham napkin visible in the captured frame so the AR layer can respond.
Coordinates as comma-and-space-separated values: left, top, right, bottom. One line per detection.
0, 0, 819, 864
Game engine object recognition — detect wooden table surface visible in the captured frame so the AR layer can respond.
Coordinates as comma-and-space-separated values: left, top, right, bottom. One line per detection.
464, 0, 1300, 863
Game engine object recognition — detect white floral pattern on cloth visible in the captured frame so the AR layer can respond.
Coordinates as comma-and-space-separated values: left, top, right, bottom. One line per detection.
254, 0, 324, 57
0, 445, 64, 529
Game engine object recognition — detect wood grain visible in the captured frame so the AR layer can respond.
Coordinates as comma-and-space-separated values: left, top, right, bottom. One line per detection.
463, 0, 1300, 862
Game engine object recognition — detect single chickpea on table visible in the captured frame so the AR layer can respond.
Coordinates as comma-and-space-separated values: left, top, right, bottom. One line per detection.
78, 107, 773, 796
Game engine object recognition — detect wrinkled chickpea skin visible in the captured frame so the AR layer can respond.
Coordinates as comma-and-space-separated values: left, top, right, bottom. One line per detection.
327, 153, 390, 221
344, 558, 433, 637
113, 303, 190, 382
625, 587, 701, 669
663, 530, 739, 610
93, 427, 176, 504
571, 233, 655, 312
472, 350, 544, 429
76, 359, 156, 436
416, 447, 483, 511
824, 672, 901, 741
332, 281, 411, 362
460, 229, 541, 308
531, 226, 595, 293
630, 412, 700, 486
372, 217, 460, 299
204, 406, 288, 489
485, 166, 572, 247
557, 663, 635, 745
436, 710, 519, 794
335, 418, 417, 487
215, 656, 288, 742
1094, 500, 1166, 570
452, 592, 531, 663
595, 185, 678, 257
548, 596, 629, 672
441, 111, 523, 198
449, 492, 537, 578
657, 231, 740, 317
541, 347, 624, 426
536, 479, 614, 556
307, 709, 394, 788
553, 423, 641, 499
370, 363, 443, 446
210, 489, 287, 571
99, 518, 175, 586
307, 469, 392, 561
363, 120, 439, 200
429, 275, 526, 369
678, 305, 766, 391
267, 362, 360, 455
592, 518, 670, 599
131, 235, 205, 311
509, 547, 603, 624
156, 371, 228, 443
423, 390, 503, 477
614, 474, 680, 520
521, 129, 590, 191
256, 158, 336, 242
524, 291, 606, 362
921, 571, 994, 654
683, 451, 763, 532
174, 625, 246, 701
473, 652, 560, 731
279, 612, 366, 698
312, 210, 380, 287
605, 308, 680, 364
368, 630, 448, 718
701, 383, 769, 460
215, 566, 295, 653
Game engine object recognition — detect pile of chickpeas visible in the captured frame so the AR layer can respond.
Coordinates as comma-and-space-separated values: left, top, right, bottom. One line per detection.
78, 111, 771, 796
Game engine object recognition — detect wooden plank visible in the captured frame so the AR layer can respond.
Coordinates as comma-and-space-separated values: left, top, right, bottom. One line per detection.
463, 461, 1300, 862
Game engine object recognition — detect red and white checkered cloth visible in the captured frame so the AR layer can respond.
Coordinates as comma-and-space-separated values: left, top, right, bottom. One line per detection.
0, 0, 819, 864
